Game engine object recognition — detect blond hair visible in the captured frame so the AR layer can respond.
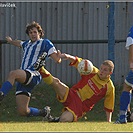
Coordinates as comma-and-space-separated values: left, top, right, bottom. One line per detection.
102, 60, 114, 72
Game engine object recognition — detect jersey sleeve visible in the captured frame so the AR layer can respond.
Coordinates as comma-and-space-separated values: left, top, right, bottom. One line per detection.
20, 41, 24, 46
43, 39, 57, 56
21, 40, 29, 50
69, 56, 83, 68
104, 81, 115, 112
126, 26, 133, 50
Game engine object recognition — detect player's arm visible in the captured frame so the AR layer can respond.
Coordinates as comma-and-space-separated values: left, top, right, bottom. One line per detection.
60, 53, 83, 68
6, 36, 22, 48
50, 50, 62, 63
106, 111, 112, 122
104, 83, 115, 123
60, 53, 76, 63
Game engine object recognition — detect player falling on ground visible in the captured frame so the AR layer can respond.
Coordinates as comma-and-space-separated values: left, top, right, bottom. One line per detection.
34, 52, 115, 122
0, 21, 61, 119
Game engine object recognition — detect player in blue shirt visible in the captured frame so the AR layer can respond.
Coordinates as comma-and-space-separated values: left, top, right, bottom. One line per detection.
115, 26, 133, 123
0, 21, 61, 119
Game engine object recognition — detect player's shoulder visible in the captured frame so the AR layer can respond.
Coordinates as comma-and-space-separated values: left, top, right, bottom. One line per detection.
21, 40, 30, 47
42, 38, 51, 42
107, 79, 115, 89
41, 38, 53, 45
91, 66, 99, 73
23, 40, 30, 44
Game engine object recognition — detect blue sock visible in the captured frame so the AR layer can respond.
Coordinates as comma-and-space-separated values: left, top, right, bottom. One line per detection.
0, 81, 13, 95
28, 107, 40, 116
119, 91, 132, 120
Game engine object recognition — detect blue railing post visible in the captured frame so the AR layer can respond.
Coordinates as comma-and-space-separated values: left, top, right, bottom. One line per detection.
108, 2, 115, 81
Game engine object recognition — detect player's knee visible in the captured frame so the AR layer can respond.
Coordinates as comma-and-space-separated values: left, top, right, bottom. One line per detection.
60, 116, 72, 122
54, 77, 61, 85
8, 70, 17, 79
125, 70, 133, 88
60, 114, 73, 122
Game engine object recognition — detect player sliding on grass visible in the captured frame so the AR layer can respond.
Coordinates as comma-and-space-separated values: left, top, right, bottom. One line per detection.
35, 53, 115, 122
0, 21, 61, 119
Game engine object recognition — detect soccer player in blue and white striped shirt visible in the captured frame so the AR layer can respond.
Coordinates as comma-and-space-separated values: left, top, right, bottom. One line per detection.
115, 26, 133, 123
0, 21, 61, 118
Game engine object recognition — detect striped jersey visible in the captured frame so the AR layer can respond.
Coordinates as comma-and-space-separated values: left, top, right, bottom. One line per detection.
70, 57, 115, 112
20, 38, 57, 70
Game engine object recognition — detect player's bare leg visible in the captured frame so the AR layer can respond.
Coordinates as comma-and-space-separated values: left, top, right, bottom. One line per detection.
39, 66, 68, 100
0, 69, 27, 101
51, 77, 68, 100
16, 95, 30, 116
59, 110, 74, 122
39, 66, 75, 122
7, 69, 27, 84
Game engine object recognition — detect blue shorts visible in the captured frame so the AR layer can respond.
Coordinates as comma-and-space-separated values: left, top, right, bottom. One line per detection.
125, 70, 133, 88
15, 69, 42, 97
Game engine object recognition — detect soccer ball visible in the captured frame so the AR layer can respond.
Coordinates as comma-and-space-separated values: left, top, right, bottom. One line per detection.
77, 59, 93, 75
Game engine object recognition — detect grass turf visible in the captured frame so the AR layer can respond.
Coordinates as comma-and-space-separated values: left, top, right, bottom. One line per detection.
0, 83, 133, 132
